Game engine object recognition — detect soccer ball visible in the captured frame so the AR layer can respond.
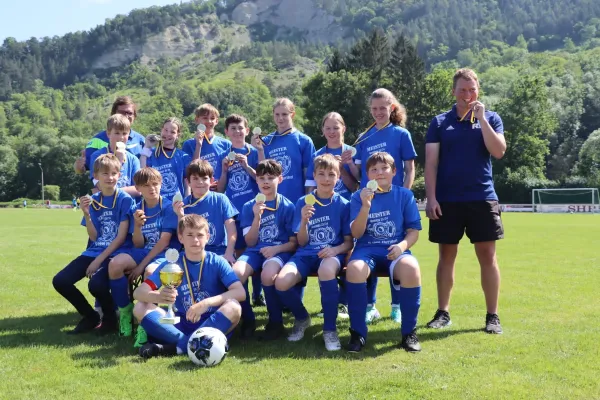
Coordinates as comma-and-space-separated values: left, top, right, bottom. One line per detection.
187, 327, 229, 367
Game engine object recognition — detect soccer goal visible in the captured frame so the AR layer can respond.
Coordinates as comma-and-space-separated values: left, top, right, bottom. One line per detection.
532, 188, 600, 213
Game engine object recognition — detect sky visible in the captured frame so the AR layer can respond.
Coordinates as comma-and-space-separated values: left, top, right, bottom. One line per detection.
0, 0, 180, 42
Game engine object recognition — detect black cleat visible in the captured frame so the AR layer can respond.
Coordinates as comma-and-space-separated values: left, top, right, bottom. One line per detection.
484, 313, 503, 334
260, 321, 285, 341
96, 316, 118, 336
426, 309, 452, 329
346, 329, 366, 353
67, 313, 101, 335
139, 343, 177, 359
400, 330, 422, 352
252, 294, 266, 307
240, 319, 256, 340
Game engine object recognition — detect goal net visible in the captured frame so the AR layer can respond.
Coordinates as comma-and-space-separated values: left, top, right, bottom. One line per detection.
532, 188, 600, 213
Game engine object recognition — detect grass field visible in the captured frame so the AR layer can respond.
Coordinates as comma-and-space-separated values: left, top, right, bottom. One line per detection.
1, 209, 599, 399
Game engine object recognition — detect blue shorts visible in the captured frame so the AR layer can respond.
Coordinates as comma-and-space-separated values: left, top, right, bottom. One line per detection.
149, 312, 233, 343
122, 248, 165, 270
285, 254, 345, 280
348, 246, 417, 289
237, 250, 292, 273
235, 220, 247, 250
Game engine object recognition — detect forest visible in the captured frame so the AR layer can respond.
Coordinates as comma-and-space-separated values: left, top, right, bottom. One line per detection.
1, 0, 600, 203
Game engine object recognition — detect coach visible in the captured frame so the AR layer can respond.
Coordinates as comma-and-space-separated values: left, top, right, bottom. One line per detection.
424, 68, 506, 334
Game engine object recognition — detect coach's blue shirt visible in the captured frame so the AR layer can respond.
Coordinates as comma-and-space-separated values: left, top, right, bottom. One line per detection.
146, 251, 239, 324
261, 130, 316, 204
240, 194, 295, 251
182, 192, 238, 255
353, 124, 417, 188
82, 189, 135, 257
182, 135, 230, 177
305, 145, 354, 200
426, 105, 504, 202
84, 130, 145, 170
293, 193, 351, 256
350, 185, 421, 248
146, 148, 192, 200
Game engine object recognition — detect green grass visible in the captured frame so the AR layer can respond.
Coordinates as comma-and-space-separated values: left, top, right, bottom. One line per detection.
1, 209, 599, 399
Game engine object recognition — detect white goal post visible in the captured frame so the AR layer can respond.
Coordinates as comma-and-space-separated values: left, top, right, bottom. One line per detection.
531, 188, 600, 213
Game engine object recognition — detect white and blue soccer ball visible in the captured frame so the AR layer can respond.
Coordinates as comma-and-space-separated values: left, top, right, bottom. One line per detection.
187, 327, 228, 367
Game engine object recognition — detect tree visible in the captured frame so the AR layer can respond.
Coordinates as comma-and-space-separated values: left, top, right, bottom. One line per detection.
577, 129, 600, 175
495, 75, 558, 177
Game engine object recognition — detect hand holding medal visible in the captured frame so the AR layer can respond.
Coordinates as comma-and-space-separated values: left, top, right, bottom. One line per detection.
251, 127, 263, 150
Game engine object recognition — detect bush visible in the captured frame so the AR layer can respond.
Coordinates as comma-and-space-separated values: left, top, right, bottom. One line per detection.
44, 185, 60, 201
412, 176, 425, 201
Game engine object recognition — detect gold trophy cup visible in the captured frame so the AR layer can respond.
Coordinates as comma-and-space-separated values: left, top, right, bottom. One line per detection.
159, 249, 184, 324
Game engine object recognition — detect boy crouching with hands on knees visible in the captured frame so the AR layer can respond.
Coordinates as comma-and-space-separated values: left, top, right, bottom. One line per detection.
133, 214, 245, 359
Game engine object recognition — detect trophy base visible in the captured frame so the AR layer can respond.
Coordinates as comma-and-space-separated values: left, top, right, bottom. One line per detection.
159, 316, 180, 325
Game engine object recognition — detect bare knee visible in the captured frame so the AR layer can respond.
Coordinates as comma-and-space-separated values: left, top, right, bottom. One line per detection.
233, 261, 252, 283
219, 299, 242, 322
475, 242, 497, 268
261, 263, 281, 286
108, 255, 131, 279
346, 260, 369, 283
133, 301, 156, 321
318, 259, 339, 281
438, 244, 458, 268
394, 257, 421, 287
274, 266, 300, 291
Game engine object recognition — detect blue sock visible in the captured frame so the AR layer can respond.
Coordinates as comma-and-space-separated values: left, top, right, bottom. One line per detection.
141, 310, 185, 344
109, 276, 130, 309
263, 284, 283, 324
338, 278, 348, 306
277, 287, 309, 321
251, 273, 262, 299
296, 285, 305, 300
367, 276, 377, 305
347, 281, 368, 339
399, 286, 421, 335
320, 279, 339, 331
390, 276, 401, 305
240, 281, 255, 322
200, 311, 233, 334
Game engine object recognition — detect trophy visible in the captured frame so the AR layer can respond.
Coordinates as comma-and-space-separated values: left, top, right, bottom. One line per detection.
366, 180, 379, 191
159, 249, 184, 324
305, 194, 316, 206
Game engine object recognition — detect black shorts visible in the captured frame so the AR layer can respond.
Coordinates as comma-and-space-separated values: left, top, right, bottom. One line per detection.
429, 201, 504, 244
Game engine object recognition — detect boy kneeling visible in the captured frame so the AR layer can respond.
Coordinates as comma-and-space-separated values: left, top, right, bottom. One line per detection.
134, 214, 245, 359
274, 154, 353, 351
346, 152, 423, 353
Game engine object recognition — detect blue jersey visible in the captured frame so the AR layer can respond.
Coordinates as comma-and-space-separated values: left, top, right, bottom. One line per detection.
182, 192, 238, 254
182, 135, 230, 177
217, 144, 259, 211
240, 194, 295, 251
146, 148, 192, 200
305, 144, 355, 200
350, 185, 421, 248
85, 130, 145, 170
129, 197, 179, 257
293, 193, 351, 256
353, 124, 417, 188
146, 251, 239, 320
261, 130, 315, 204
81, 189, 135, 257
89, 147, 141, 189
426, 105, 504, 202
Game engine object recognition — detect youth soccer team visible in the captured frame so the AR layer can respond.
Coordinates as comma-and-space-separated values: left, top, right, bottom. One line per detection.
53, 68, 507, 358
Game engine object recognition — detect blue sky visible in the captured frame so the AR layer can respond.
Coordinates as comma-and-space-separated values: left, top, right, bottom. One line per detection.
0, 0, 179, 42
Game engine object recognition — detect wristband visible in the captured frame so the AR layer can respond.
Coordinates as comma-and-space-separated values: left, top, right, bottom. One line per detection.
141, 148, 152, 158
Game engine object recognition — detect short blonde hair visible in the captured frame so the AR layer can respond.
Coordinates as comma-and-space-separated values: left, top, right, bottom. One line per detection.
366, 152, 396, 172
134, 167, 162, 186
106, 114, 131, 133
313, 153, 340, 176
453, 68, 480, 89
273, 98, 295, 114
194, 103, 220, 119
178, 214, 209, 236
93, 153, 121, 175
